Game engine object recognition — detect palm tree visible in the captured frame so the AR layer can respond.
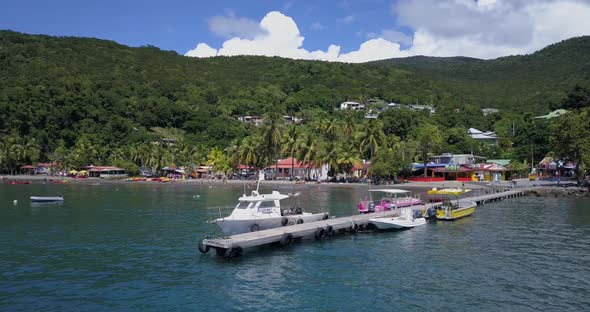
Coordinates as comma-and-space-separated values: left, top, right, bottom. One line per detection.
318, 117, 339, 140
0, 139, 17, 174
139, 144, 151, 169
0, 137, 18, 175
147, 144, 170, 175
225, 138, 242, 173
281, 125, 300, 180
15, 137, 39, 166
337, 143, 362, 178
127, 143, 143, 166
297, 133, 325, 180
207, 147, 230, 175
182, 144, 204, 177
72, 137, 98, 167
262, 112, 284, 179
357, 120, 385, 158
48, 142, 72, 175
412, 124, 443, 176
321, 141, 341, 176
109, 148, 125, 164
342, 113, 357, 137
240, 135, 262, 170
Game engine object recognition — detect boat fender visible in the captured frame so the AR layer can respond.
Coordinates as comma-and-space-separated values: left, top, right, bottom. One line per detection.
224, 246, 243, 258
198, 240, 210, 254
279, 233, 293, 246
281, 217, 289, 226
296, 218, 304, 224
250, 224, 260, 232
322, 213, 329, 220
350, 223, 358, 233
325, 226, 334, 237
295, 207, 302, 214
314, 228, 325, 240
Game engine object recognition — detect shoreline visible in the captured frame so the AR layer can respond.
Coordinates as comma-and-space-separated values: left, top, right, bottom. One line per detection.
0, 174, 539, 191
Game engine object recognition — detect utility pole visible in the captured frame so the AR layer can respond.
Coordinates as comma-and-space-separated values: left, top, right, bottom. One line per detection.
531, 144, 534, 173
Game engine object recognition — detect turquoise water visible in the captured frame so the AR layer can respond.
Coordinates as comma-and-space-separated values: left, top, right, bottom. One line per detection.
1, 183, 589, 311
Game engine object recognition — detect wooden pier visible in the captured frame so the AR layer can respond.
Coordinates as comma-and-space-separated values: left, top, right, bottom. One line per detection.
200, 186, 537, 258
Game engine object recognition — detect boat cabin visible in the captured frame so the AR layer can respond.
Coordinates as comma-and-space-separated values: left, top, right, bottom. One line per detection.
230, 191, 289, 219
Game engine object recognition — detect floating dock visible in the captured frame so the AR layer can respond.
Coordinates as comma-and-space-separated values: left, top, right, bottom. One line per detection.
200, 186, 537, 258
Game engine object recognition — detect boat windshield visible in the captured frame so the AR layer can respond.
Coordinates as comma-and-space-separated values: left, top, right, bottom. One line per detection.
257, 200, 276, 208
236, 201, 252, 209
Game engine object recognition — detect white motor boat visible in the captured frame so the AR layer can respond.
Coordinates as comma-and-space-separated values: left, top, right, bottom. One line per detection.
30, 196, 64, 202
369, 208, 426, 230
210, 187, 328, 235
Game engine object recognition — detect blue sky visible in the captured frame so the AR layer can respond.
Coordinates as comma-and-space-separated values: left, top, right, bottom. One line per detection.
2, 0, 590, 62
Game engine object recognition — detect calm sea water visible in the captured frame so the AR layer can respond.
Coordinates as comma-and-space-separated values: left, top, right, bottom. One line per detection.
1, 183, 589, 311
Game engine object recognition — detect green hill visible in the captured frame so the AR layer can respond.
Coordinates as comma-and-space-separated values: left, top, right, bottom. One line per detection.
0, 30, 454, 150
1, 30, 590, 153
373, 36, 590, 111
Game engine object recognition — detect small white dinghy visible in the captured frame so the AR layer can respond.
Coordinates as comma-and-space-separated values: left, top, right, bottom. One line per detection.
30, 196, 64, 202
369, 208, 426, 230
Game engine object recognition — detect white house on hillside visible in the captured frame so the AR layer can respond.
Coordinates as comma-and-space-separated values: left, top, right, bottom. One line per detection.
481, 108, 499, 116
340, 101, 365, 110
468, 128, 498, 145
408, 104, 436, 114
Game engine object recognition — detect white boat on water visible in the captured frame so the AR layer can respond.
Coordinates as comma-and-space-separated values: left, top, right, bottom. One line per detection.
369, 208, 426, 230
30, 196, 64, 202
210, 187, 328, 235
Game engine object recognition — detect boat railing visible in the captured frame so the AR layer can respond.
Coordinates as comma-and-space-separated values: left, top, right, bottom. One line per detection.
206, 206, 234, 222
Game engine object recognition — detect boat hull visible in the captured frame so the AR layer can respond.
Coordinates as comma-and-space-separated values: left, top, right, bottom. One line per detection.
369, 217, 426, 230
30, 196, 64, 202
436, 203, 476, 220
214, 212, 328, 235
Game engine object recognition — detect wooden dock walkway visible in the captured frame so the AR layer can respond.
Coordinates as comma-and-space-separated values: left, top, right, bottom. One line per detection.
200, 186, 538, 258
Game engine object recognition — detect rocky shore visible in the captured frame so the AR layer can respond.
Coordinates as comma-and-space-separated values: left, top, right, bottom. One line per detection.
528, 187, 590, 197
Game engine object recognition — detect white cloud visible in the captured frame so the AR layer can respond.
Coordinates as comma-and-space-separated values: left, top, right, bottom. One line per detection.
185, 43, 217, 57
208, 14, 267, 39
368, 29, 413, 47
340, 14, 356, 24
186, 2, 590, 62
394, 0, 590, 58
186, 11, 407, 62
310, 22, 324, 31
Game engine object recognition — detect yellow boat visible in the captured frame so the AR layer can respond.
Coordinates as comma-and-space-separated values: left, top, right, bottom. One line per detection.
427, 188, 471, 196
435, 200, 477, 220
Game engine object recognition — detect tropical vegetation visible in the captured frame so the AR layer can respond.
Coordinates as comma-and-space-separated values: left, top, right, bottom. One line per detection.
1, 31, 590, 180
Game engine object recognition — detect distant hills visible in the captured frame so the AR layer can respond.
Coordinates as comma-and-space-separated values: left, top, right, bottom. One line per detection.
1, 30, 589, 149
373, 36, 590, 111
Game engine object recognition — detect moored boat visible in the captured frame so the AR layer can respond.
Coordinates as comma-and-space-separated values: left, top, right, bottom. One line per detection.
426, 187, 470, 195
30, 196, 64, 202
431, 199, 477, 220
210, 187, 328, 235
8, 180, 30, 185
358, 189, 422, 214
369, 208, 426, 230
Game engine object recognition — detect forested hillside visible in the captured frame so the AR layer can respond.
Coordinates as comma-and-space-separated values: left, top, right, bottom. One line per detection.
0, 30, 454, 152
374, 36, 590, 111
1, 30, 590, 179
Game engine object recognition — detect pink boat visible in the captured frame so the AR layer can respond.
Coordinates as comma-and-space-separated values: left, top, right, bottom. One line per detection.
358, 189, 423, 214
